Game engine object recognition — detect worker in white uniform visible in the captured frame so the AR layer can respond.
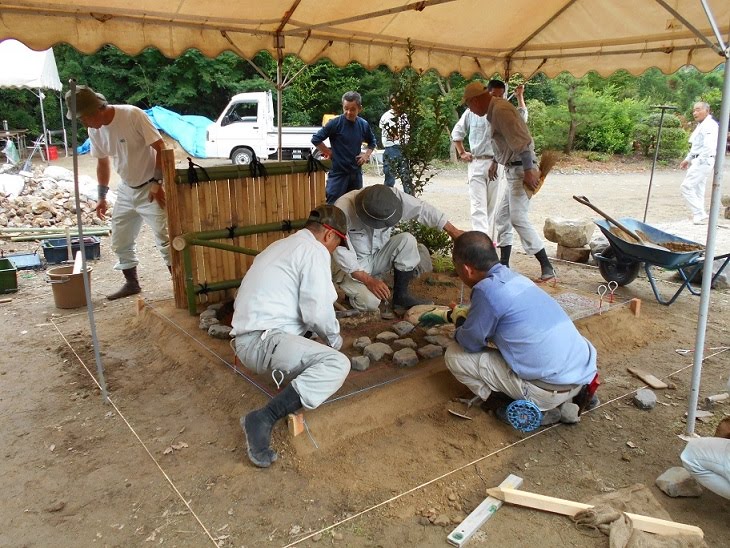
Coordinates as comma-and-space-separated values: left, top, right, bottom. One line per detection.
461, 81, 555, 281
66, 85, 170, 300
679, 101, 719, 225
333, 184, 463, 312
232, 205, 351, 468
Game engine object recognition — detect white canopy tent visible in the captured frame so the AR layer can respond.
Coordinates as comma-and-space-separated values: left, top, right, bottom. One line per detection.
0, 0, 727, 432
0, 38, 65, 159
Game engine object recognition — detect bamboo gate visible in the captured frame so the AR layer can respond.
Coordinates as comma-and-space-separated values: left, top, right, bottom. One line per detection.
161, 149, 328, 313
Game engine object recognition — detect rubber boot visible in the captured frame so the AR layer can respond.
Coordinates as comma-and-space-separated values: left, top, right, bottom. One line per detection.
392, 268, 432, 309
534, 248, 555, 280
241, 384, 302, 468
499, 245, 512, 267
107, 267, 141, 300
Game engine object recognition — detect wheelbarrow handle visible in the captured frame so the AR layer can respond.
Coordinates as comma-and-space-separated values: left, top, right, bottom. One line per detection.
572, 195, 642, 243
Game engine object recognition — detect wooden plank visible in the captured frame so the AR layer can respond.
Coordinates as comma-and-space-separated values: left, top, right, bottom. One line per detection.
627, 367, 669, 389
486, 487, 703, 539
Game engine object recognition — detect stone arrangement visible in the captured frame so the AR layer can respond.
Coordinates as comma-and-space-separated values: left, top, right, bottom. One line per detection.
543, 217, 595, 264
0, 165, 107, 228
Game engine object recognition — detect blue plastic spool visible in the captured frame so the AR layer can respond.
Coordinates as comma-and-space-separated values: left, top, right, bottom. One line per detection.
506, 400, 542, 432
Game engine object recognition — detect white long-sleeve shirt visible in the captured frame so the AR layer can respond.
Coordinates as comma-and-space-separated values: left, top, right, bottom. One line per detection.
230, 229, 342, 349
685, 115, 719, 164
333, 186, 448, 274
451, 109, 494, 157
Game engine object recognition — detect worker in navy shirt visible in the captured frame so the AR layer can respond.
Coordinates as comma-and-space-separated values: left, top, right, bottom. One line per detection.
312, 91, 377, 204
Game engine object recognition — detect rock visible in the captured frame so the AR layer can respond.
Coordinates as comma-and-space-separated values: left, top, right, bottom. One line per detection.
722, 194, 730, 207
393, 348, 419, 368
418, 516, 430, 526
199, 315, 219, 330
432, 514, 451, 527
363, 343, 393, 362
43, 165, 74, 181
417, 344, 443, 359
352, 336, 372, 350
681, 257, 730, 290
556, 244, 591, 263
656, 467, 703, 497
424, 335, 452, 348
725, 206, 730, 220
332, 531, 344, 541
199, 309, 217, 319
351, 355, 371, 371
375, 331, 399, 342
208, 324, 232, 339
393, 338, 418, 350
559, 402, 580, 424
392, 320, 415, 336
543, 217, 595, 248
405, 304, 449, 325
633, 388, 657, 410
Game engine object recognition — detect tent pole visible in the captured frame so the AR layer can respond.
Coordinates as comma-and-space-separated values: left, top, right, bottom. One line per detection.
276, 34, 284, 162
685, 55, 730, 435
68, 79, 109, 404
38, 88, 49, 159
59, 91, 68, 156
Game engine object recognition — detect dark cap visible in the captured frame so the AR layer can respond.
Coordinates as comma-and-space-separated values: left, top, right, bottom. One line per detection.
307, 204, 349, 247
65, 85, 108, 120
354, 185, 403, 229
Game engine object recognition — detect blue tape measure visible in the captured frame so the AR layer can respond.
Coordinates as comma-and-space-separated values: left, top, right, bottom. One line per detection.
506, 400, 542, 432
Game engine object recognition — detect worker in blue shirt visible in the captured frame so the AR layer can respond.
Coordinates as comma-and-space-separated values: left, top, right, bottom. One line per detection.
312, 91, 377, 204
425, 231, 598, 425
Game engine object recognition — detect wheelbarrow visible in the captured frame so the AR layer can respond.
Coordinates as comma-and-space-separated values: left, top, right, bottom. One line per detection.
574, 196, 730, 306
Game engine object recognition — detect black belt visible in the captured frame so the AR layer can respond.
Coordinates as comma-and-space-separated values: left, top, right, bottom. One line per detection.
690, 154, 714, 159
508, 160, 523, 166
129, 180, 152, 189
530, 379, 581, 393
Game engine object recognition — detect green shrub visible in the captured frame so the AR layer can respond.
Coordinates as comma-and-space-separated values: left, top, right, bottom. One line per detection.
394, 220, 453, 256
634, 111, 688, 160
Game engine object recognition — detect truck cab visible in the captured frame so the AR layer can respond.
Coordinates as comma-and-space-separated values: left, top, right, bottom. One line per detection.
205, 91, 323, 164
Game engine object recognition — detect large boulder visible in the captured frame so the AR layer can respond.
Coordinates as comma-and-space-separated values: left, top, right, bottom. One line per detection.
544, 217, 595, 248
556, 244, 591, 263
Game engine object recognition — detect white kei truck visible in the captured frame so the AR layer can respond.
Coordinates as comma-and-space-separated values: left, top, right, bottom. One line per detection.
205, 91, 325, 165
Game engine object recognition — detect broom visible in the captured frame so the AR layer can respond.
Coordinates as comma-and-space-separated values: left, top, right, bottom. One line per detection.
524, 149, 560, 198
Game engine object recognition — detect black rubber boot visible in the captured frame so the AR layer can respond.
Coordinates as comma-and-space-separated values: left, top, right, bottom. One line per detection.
534, 248, 556, 280
107, 267, 141, 300
499, 245, 512, 267
392, 268, 432, 308
241, 384, 302, 468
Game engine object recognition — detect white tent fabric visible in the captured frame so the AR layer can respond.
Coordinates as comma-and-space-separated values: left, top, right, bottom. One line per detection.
0, 1, 727, 77
0, 0, 727, 433
0, 39, 61, 91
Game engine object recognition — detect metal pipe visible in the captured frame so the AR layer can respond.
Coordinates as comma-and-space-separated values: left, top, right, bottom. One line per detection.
643, 105, 677, 222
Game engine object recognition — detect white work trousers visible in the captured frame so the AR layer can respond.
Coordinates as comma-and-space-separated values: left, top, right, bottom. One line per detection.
681, 437, 730, 499
467, 159, 502, 239
111, 182, 171, 270
495, 165, 544, 255
338, 232, 421, 312
680, 160, 713, 218
234, 330, 350, 409
444, 342, 581, 411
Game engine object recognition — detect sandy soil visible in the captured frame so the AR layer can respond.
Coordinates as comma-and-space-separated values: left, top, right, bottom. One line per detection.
1, 153, 730, 547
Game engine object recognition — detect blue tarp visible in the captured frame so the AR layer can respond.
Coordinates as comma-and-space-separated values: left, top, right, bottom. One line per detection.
76, 106, 213, 158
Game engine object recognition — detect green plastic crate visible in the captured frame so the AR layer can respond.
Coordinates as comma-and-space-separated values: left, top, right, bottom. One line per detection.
0, 258, 18, 294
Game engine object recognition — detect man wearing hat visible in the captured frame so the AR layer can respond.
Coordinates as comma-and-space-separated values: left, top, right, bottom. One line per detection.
66, 85, 170, 300
232, 205, 351, 468
333, 184, 463, 312
461, 81, 555, 281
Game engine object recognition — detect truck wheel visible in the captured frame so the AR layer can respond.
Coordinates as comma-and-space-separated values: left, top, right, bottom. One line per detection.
231, 148, 254, 165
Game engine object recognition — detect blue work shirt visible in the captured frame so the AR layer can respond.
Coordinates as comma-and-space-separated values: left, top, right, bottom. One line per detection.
312, 115, 376, 176
455, 264, 597, 385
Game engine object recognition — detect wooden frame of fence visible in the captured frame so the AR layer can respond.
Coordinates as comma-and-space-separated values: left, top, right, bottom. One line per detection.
162, 149, 327, 311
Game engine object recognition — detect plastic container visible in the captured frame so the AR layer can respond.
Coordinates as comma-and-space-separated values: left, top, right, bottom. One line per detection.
47, 265, 92, 308
42, 236, 101, 264
0, 258, 18, 293
47, 145, 58, 161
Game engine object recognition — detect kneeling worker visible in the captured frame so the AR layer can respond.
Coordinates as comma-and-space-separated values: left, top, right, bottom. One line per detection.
232, 205, 351, 468
334, 184, 463, 312
433, 231, 598, 424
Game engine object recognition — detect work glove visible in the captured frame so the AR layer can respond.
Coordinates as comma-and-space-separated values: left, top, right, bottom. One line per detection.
418, 305, 470, 328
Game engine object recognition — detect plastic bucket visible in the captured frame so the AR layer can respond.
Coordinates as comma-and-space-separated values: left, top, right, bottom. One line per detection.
47, 265, 92, 308
47, 145, 58, 161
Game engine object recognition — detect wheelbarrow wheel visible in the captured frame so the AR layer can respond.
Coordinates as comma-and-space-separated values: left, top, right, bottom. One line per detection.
597, 247, 641, 286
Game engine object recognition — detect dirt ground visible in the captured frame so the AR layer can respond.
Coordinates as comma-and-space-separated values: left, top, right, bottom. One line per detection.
1, 153, 730, 547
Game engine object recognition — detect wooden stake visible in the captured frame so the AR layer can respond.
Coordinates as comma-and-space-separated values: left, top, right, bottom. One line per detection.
627, 367, 669, 389
629, 297, 641, 317
486, 487, 703, 538
287, 412, 305, 437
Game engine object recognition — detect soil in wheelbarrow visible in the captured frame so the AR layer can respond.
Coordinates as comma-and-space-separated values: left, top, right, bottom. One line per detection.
610, 227, 705, 253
